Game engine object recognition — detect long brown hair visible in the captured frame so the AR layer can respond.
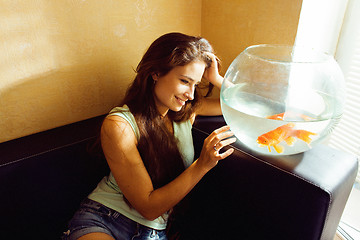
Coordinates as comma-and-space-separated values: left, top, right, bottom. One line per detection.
118, 32, 217, 189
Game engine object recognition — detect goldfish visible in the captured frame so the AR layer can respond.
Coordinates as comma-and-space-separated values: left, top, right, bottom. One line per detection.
266, 112, 286, 120
257, 123, 316, 154
266, 112, 314, 121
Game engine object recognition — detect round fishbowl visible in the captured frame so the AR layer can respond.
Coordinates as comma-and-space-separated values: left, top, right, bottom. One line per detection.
220, 44, 345, 155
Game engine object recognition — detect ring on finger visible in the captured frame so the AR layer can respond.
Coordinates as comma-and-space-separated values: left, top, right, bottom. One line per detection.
214, 141, 221, 151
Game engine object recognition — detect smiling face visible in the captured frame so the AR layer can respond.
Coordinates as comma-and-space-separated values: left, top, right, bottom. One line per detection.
152, 60, 206, 116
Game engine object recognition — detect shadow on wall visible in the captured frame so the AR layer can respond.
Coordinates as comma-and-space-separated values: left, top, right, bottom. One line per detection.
0, 57, 128, 143
0, 1, 132, 143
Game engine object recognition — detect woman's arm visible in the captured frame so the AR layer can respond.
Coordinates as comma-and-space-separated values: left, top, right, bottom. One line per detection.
101, 115, 235, 221
195, 52, 224, 117
203, 52, 223, 90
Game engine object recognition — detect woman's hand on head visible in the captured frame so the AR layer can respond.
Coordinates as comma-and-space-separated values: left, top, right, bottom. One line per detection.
197, 125, 236, 172
202, 52, 224, 89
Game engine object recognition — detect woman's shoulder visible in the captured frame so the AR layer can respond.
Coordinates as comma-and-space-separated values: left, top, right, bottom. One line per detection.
103, 105, 140, 140
108, 105, 131, 115
102, 115, 133, 137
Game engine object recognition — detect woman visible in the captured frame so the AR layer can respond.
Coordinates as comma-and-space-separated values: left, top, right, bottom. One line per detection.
63, 32, 236, 240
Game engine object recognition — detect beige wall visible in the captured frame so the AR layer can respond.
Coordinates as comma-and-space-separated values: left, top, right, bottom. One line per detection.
0, 0, 302, 143
0, 0, 202, 143
202, 0, 302, 76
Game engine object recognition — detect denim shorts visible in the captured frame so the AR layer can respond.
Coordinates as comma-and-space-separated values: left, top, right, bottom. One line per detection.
62, 198, 167, 240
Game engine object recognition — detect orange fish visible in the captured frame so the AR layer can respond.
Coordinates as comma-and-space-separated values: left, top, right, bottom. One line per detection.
266, 112, 313, 121
257, 123, 316, 153
266, 112, 286, 120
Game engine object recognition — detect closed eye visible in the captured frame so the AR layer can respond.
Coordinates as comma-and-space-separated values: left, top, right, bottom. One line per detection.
180, 79, 189, 84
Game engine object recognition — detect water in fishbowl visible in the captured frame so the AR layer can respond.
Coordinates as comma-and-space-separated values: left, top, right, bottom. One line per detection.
220, 84, 341, 155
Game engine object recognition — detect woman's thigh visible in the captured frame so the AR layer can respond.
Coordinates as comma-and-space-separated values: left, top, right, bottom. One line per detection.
78, 232, 115, 240
63, 199, 137, 239
63, 199, 167, 240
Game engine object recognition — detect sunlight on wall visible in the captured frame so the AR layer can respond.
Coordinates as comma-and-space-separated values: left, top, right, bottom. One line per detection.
295, 0, 348, 56
202, 0, 303, 76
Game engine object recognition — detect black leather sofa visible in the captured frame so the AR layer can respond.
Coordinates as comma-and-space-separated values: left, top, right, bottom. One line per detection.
0, 115, 358, 240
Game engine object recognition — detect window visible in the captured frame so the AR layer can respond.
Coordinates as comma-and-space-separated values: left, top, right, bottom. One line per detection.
295, 0, 360, 183
328, 1, 360, 238
327, 0, 360, 184
296, 0, 360, 239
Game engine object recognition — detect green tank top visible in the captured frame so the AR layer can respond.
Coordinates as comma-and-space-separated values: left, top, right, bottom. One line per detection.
88, 105, 194, 230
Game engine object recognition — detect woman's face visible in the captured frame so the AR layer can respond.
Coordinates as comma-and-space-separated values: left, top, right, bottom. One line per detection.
153, 60, 206, 116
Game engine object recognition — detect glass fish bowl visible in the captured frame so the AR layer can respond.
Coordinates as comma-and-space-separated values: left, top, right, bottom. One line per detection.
220, 44, 345, 155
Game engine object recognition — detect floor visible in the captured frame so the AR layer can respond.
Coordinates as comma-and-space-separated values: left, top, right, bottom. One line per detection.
336, 183, 360, 240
